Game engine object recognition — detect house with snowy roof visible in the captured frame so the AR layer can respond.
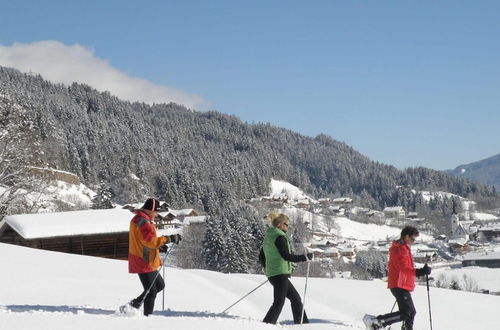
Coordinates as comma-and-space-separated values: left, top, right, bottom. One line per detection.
183, 215, 207, 225
463, 251, 500, 268
413, 251, 438, 264
383, 206, 406, 219
0, 209, 134, 259
332, 197, 353, 206
169, 209, 198, 219
323, 247, 341, 259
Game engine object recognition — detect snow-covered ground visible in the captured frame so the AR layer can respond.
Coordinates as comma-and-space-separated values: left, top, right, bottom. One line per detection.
278, 207, 433, 243
433, 266, 500, 293
1, 243, 499, 330
269, 179, 317, 204
1, 180, 95, 213
472, 212, 498, 221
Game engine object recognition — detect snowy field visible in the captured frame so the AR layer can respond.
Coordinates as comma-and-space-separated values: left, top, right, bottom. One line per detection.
278, 207, 433, 243
1, 243, 499, 330
433, 266, 500, 293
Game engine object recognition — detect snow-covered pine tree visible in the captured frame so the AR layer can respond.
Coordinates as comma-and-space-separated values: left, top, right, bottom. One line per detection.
90, 181, 115, 209
202, 212, 228, 272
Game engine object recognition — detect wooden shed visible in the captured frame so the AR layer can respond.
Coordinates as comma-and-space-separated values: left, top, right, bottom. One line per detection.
0, 209, 133, 260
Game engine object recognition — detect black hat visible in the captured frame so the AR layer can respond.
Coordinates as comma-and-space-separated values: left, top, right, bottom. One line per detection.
141, 198, 161, 212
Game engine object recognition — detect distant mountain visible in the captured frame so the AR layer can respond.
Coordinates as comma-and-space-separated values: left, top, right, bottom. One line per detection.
448, 154, 500, 190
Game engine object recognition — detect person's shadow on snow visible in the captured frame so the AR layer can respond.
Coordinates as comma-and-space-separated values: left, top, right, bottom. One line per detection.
157, 309, 250, 320
4, 305, 249, 320
4, 305, 115, 315
280, 318, 352, 326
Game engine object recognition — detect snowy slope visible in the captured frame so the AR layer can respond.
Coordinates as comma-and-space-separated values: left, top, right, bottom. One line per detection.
269, 179, 317, 204
277, 207, 433, 243
1, 243, 498, 330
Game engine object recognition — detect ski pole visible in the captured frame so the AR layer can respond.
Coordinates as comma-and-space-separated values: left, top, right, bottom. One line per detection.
300, 254, 311, 324
139, 244, 176, 308
426, 273, 433, 330
221, 279, 269, 314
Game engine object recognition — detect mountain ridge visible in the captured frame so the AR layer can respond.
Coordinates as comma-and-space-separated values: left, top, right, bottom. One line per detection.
448, 153, 500, 190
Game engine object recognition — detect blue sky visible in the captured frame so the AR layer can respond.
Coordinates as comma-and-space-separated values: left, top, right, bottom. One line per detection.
1, 0, 499, 170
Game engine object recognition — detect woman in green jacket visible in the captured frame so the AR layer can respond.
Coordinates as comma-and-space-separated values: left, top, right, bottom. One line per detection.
259, 213, 312, 324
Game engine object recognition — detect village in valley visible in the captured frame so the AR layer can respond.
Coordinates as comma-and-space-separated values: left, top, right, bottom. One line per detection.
1, 173, 500, 295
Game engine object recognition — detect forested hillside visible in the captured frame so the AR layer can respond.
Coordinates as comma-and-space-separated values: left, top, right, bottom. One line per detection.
0, 66, 496, 214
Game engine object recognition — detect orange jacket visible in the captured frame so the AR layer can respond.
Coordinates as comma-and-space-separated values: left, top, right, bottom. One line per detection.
128, 210, 168, 273
387, 240, 416, 291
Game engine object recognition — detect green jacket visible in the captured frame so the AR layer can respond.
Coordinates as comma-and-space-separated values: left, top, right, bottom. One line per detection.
263, 227, 292, 277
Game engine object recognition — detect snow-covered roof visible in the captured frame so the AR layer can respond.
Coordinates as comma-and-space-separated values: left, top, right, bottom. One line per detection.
413, 252, 437, 258
310, 239, 331, 246
170, 209, 195, 217
183, 216, 207, 225
324, 247, 339, 254
463, 251, 500, 261
383, 206, 404, 212
472, 212, 498, 221
417, 247, 438, 253
0, 209, 133, 239
448, 237, 468, 246
332, 197, 353, 203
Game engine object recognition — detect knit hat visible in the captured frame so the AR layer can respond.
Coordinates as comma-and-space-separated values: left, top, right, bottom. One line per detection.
141, 198, 161, 212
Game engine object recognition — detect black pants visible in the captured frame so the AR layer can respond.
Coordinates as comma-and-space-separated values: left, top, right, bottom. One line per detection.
134, 271, 165, 316
263, 274, 309, 324
377, 288, 416, 330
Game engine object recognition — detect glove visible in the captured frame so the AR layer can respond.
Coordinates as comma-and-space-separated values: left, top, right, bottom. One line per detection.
159, 245, 169, 253
168, 234, 182, 244
416, 264, 431, 277
305, 253, 313, 262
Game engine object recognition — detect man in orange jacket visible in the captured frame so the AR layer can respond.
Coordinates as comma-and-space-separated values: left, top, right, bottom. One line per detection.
364, 226, 431, 330
128, 198, 181, 316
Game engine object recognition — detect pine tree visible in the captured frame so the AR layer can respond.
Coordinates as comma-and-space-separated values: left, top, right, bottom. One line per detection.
202, 213, 228, 272
90, 181, 115, 209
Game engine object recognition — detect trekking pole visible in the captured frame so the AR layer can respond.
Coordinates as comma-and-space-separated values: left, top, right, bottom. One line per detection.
300, 254, 311, 324
390, 300, 397, 313
162, 256, 166, 311
426, 273, 433, 330
221, 279, 269, 314
139, 244, 176, 308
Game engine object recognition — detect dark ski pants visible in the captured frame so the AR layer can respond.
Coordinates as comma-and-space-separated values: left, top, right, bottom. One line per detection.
263, 274, 309, 324
376, 288, 416, 330
134, 271, 165, 316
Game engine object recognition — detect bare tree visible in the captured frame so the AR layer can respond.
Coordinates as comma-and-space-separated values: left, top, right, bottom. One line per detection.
461, 274, 479, 293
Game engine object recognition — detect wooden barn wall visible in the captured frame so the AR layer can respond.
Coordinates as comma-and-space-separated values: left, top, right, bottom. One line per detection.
0, 227, 129, 260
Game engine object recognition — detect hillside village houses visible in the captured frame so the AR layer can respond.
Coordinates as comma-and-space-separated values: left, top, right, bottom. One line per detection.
383, 206, 406, 219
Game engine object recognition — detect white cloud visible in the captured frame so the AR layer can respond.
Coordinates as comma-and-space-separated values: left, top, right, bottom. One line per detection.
0, 40, 205, 109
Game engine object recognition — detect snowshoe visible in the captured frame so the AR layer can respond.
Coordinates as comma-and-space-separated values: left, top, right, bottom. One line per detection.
116, 299, 142, 316
363, 314, 384, 329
